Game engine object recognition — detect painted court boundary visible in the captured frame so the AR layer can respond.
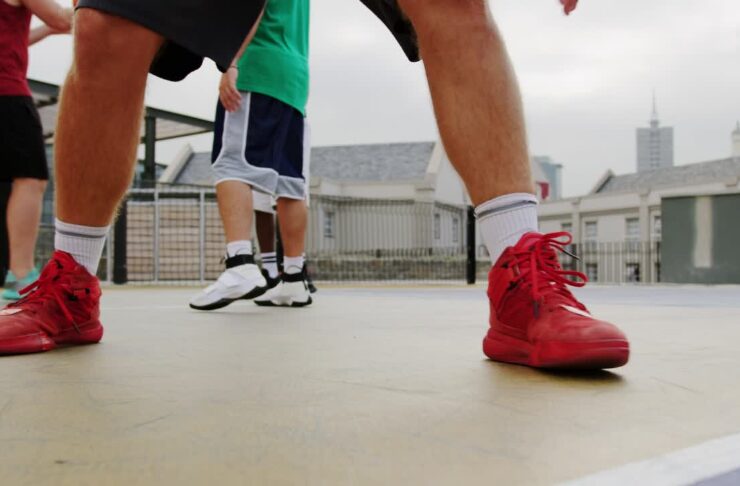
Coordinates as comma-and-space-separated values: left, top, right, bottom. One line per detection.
562, 432, 740, 486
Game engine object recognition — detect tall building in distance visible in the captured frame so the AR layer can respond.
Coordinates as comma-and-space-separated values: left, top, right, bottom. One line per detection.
732, 122, 740, 159
532, 156, 563, 200
636, 94, 674, 172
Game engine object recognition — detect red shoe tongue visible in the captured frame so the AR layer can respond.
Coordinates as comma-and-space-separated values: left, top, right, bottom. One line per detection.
51, 250, 83, 271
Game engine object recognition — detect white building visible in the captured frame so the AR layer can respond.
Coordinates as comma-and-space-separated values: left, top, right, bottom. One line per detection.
637, 96, 674, 172
162, 141, 556, 257
732, 122, 740, 158
538, 156, 740, 282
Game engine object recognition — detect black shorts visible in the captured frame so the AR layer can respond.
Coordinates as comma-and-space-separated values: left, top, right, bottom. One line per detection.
77, 0, 266, 81
0, 96, 49, 182
76, 0, 419, 82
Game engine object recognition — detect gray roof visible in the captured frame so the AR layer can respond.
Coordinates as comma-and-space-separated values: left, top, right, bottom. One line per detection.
596, 157, 740, 194
169, 142, 436, 187
310, 142, 435, 182
174, 152, 215, 186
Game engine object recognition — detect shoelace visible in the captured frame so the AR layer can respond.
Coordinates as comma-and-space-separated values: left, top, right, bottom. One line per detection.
8, 258, 84, 333
508, 232, 588, 315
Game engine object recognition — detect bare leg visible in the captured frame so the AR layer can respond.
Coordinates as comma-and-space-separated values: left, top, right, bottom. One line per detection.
55, 10, 164, 226
216, 181, 254, 242
397, 0, 534, 204
275, 198, 307, 258
6, 178, 46, 278
255, 211, 275, 253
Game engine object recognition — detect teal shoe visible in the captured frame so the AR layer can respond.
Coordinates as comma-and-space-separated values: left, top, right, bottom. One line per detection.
2, 268, 40, 301
4, 270, 16, 288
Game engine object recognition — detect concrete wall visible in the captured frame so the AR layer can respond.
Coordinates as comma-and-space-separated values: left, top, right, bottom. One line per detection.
662, 193, 740, 283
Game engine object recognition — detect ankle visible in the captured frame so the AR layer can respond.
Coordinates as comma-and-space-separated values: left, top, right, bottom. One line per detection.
54, 219, 109, 275
283, 255, 305, 275
11, 266, 34, 280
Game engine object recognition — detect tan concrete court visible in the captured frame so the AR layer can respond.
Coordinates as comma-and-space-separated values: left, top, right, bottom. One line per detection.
2, 285, 740, 485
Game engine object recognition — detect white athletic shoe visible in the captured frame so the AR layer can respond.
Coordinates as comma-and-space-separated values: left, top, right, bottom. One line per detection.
189, 255, 267, 311
254, 271, 312, 308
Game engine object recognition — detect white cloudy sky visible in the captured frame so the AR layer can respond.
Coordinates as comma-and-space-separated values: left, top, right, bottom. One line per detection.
28, 0, 740, 196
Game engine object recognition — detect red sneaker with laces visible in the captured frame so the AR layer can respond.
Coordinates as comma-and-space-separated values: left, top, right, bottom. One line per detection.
484, 232, 629, 369
0, 251, 103, 355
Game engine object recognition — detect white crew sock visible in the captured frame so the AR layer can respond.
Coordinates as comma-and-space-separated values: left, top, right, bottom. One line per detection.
261, 252, 278, 278
54, 219, 110, 275
226, 240, 252, 258
475, 193, 539, 264
283, 255, 305, 275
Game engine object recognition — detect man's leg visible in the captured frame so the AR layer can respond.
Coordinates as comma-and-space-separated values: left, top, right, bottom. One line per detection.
0, 9, 165, 354
397, 0, 538, 263
396, 0, 629, 369
0, 182, 10, 287
275, 198, 307, 269
57, 10, 163, 227
189, 180, 269, 311
397, 0, 532, 205
255, 210, 279, 281
6, 178, 46, 278
53, 10, 164, 275
216, 181, 254, 245
255, 211, 275, 253
255, 197, 311, 307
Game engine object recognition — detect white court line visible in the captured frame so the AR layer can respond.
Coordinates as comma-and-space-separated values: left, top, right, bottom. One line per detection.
561, 432, 740, 486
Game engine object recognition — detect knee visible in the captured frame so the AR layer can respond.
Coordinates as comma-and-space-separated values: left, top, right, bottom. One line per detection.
73, 10, 124, 73
72, 9, 158, 77
397, 0, 489, 34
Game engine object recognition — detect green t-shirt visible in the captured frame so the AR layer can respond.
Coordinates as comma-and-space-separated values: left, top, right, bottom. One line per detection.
236, 0, 310, 115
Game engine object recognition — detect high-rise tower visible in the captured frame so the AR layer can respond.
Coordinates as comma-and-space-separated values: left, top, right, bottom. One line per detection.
636, 93, 674, 172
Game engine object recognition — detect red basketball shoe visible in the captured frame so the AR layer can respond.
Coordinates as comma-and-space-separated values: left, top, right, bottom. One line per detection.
0, 251, 103, 355
484, 232, 629, 369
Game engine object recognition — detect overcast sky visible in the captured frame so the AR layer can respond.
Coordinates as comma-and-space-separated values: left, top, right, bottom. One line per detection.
28, 0, 740, 196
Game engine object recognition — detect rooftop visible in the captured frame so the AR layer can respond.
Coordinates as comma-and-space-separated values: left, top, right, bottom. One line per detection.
310, 142, 435, 182
167, 142, 438, 187
594, 157, 740, 194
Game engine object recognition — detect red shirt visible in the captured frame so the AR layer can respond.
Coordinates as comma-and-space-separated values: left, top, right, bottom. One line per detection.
0, 1, 32, 96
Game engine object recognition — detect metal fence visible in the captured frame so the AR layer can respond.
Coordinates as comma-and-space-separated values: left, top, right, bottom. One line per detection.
561, 241, 662, 284
109, 188, 475, 284
33, 188, 661, 285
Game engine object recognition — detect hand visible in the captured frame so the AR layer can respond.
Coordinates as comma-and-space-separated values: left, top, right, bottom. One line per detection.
219, 67, 241, 112
560, 0, 578, 15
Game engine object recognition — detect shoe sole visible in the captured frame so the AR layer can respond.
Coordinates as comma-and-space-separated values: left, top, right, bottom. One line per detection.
0, 322, 104, 356
189, 285, 268, 311
483, 330, 629, 370
255, 296, 313, 308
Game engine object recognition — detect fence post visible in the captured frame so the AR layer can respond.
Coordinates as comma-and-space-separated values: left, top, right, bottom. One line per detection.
466, 205, 476, 284
112, 196, 128, 284
153, 188, 160, 283
275, 215, 284, 273
199, 190, 206, 283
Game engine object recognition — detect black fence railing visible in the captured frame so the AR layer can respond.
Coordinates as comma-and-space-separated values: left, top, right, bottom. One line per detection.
110, 188, 475, 283
28, 188, 661, 285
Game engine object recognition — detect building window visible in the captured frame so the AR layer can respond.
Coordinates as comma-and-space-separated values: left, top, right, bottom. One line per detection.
625, 263, 641, 283
586, 263, 598, 282
452, 217, 460, 243
584, 221, 598, 241
625, 217, 640, 241
323, 210, 335, 238
561, 222, 573, 234
434, 213, 441, 240
653, 215, 662, 240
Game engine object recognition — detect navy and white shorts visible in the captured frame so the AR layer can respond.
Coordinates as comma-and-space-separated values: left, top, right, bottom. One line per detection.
211, 92, 309, 202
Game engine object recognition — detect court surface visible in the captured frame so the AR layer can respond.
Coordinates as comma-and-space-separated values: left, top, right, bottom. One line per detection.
2, 284, 740, 485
